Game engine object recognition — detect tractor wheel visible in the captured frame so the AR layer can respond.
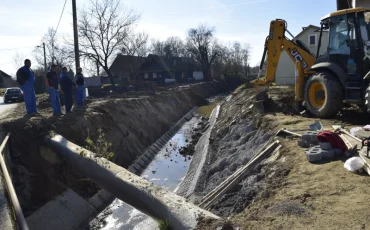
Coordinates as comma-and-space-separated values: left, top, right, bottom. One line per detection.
304, 71, 344, 118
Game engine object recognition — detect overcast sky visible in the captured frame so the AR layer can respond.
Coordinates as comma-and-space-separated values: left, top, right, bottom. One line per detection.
0, 0, 336, 76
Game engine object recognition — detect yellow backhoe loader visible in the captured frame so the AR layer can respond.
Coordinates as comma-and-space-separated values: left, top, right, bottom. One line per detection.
253, 8, 370, 118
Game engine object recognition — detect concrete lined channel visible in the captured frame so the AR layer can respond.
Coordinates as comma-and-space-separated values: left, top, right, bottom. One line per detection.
89, 114, 201, 229
88, 97, 223, 230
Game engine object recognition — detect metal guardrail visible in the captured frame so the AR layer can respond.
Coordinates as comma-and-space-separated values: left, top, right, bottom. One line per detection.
0, 133, 29, 230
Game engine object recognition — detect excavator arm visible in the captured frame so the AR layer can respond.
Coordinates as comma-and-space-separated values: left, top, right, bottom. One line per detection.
252, 19, 317, 93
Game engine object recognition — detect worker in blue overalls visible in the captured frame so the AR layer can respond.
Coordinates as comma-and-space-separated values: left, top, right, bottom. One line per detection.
16, 59, 37, 115
45, 64, 62, 116
75, 67, 86, 107
60, 66, 76, 113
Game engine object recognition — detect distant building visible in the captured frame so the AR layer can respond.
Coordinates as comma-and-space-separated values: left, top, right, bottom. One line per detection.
0, 70, 17, 88
108, 54, 146, 81
138, 54, 201, 82
275, 25, 329, 85
84, 76, 101, 87
108, 54, 204, 84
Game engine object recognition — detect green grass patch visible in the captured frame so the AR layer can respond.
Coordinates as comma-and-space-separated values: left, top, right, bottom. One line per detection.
235, 84, 246, 91
0, 88, 7, 94
197, 104, 217, 117
157, 219, 171, 230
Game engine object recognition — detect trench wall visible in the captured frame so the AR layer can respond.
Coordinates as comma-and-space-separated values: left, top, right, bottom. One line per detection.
1, 81, 228, 214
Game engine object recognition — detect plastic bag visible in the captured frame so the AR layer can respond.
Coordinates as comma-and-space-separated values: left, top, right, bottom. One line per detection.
344, 157, 365, 172
350, 127, 362, 136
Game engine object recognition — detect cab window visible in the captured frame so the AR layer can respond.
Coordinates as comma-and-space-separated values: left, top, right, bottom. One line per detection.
328, 15, 350, 55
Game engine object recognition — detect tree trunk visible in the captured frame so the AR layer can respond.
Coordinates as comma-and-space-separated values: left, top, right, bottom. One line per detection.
109, 75, 115, 89
104, 67, 116, 90
203, 69, 210, 81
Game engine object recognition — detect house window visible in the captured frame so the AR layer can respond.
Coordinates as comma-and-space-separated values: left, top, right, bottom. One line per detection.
309, 34, 317, 46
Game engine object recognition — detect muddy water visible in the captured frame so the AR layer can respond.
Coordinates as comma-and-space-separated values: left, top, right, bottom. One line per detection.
89, 115, 200, 230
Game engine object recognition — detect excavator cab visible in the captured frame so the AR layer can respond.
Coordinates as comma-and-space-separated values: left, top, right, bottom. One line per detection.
253, 8, 370, 118
305, 8, 370, 117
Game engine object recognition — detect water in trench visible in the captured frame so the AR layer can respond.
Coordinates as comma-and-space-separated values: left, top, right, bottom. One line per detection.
89, 115, 200, 230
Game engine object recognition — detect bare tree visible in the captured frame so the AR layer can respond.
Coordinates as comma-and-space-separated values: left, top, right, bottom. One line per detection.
212, 41, 251, 81
150, 39, 166, 56
13, 52, 25, 69
121, 32, 149, 57
34, 27, 73, 74
150, 37, 187, 57
77, 0, 140, 88
186, 25, 219, 81
164, 36, 186, 57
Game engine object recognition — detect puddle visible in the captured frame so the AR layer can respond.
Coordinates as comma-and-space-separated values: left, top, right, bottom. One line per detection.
88, 115, 200, 230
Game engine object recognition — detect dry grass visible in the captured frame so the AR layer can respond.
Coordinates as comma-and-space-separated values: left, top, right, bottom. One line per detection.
229, 112, 370, 230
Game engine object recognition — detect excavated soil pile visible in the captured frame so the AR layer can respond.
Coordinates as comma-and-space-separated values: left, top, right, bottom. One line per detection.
184, 88, 283, 217
179, 116, 209, 156
1, 81, 229, 215
195, 86, 370, 230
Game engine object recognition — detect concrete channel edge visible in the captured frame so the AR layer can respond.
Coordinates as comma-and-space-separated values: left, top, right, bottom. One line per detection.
42, 132, 219, 230
38, 106, 212, 229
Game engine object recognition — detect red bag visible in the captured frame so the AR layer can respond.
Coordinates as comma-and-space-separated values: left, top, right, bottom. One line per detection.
317, 131, 348, 152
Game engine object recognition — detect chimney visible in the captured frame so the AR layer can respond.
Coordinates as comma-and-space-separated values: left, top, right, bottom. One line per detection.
174, 60, 176, 66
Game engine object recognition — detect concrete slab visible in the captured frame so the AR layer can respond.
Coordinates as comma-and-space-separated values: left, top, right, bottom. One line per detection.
89, 189, 115, 213
136, 158, 148, 168
153, 143, 161, 151
26, 189, 96, 230
302, 132, 319, 142
157, 139, 165, 147
319, 142, 332, 150
132, 164, 142, 172
147, 149, 157, 157
141, 153, 153, 162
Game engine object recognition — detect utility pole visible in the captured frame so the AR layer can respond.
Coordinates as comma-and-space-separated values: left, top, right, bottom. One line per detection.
72, 0, 80, 73
96, 59, 99, 76
43, 43, 47, 72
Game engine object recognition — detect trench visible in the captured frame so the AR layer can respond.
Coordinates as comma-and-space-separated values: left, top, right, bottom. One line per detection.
86, 97, 223, 230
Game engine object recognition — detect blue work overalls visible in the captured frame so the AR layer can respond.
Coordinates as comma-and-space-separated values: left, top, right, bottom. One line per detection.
46, 71, 62, 115
60, 73, 74, 113
20, 66, 37, 114
75, 73, 85, 106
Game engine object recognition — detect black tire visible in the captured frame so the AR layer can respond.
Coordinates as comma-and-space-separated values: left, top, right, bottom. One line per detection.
304, 71, 344, 118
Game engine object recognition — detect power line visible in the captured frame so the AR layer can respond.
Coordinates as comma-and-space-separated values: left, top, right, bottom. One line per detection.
55, 0, 68, 35
51, 0, 68, 62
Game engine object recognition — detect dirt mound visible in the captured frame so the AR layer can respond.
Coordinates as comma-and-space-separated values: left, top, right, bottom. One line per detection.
181, 88, 277, 214
193, 86, 370, 229
179, 116, 209, 156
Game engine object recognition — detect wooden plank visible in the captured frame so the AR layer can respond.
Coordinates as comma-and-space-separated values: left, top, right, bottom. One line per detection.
200, 140, 275, 203
200, 141, 280, 209
332, 125, 362, 143
339, 133, 370, 175
200, 141, 279, 207
203, 144, 282, 210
